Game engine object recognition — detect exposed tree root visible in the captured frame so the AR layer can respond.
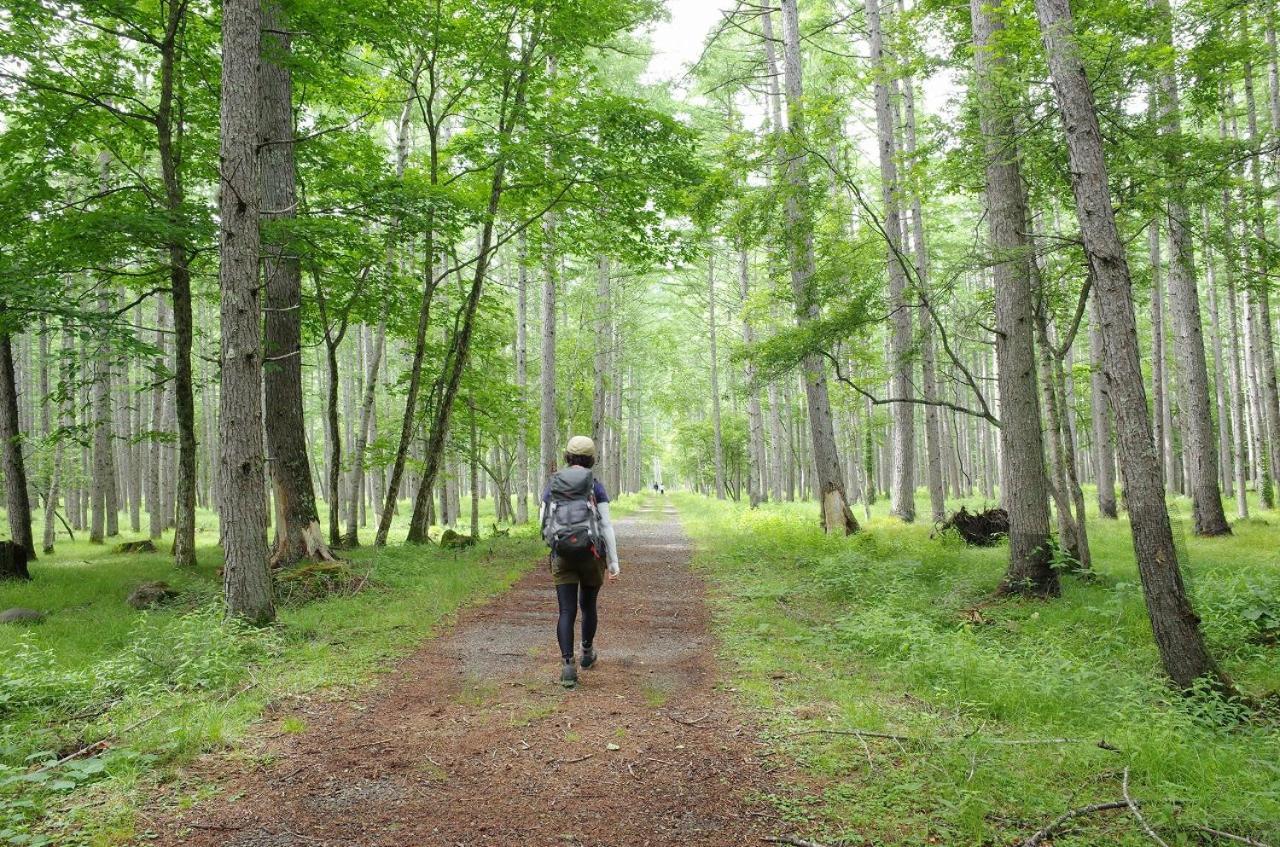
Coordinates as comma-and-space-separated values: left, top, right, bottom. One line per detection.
935, 506, 1009, 546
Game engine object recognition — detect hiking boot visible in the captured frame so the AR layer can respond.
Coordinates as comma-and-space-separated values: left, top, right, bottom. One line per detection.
580, 646, 598, 669
560, 660, 578, 689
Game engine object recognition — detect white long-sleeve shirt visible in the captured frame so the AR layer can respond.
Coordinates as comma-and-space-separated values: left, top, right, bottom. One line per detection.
597, 501, 620, 576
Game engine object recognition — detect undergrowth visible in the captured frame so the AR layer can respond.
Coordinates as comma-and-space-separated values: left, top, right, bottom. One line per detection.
0, 500, 542, 846
673, 490, 1280, 847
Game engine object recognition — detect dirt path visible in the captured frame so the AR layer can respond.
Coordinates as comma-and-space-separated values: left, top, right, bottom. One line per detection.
150, 503, 783, 847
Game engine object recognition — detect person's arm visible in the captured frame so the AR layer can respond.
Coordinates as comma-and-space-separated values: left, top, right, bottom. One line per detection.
597, 502, 620, 576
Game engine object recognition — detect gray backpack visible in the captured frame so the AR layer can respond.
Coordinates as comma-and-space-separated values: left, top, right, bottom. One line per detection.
543, 466, 602, 560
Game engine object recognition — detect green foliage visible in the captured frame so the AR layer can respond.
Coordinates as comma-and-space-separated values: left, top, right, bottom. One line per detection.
0, 506, 539, 844
674, 492, 1280, 846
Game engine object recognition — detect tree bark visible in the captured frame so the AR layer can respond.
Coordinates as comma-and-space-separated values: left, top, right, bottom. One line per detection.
148, 298, 169, 539
260, 0, 330, 565
43, 327, 72, 554
899, 68, 946, 523
1088, 291, 1119, 517
321, 309, 350, 549
348, 65, 415, 544
1034, 0, 1229, 690
1218, 104, 1251, 518
345, 318, 384, 546
539, 212, 559, 486
1243, 43, 1280, 509
156, 0, 198, 567
971, 0, 1057, 596
374, 107, 443, 547
1149, 2, 1230, 532
1202, 209, 1233, 497
219, 0, 274, 624
592, 255, 611, 459
866, 0, 916, 522
740, 245, 767, 507
539, 57, 561, 487
516, 234, 531, 523
0, 320, 35, 570
708, 252, 726, 499
469, 397, 479, 539
1149, 222, 1170, 492
90, 280, 114, 545
771, 0, 858, 533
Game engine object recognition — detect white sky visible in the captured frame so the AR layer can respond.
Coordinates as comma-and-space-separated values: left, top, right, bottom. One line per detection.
640, 0, 960, 130
640, 1, 962, 167
642, 1, 727, 85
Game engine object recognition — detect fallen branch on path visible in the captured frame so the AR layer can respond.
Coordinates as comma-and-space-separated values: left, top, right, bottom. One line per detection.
1193, 824, 1275, 847
32, 709, 164, 774
548, 754, 594, 765
1022, 801, 1130, 846
1123, 767, 1170, 847
665, 711, 712, 728
763, 836, 834, 847
788, 728, 911, 742
786, 727, 1105, 747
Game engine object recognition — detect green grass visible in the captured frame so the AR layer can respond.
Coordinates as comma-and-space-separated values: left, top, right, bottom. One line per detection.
669, 488, 1280, 847
0, 500, 545, 846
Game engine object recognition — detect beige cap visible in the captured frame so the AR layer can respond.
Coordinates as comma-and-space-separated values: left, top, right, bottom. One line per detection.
565, 435, 597, 458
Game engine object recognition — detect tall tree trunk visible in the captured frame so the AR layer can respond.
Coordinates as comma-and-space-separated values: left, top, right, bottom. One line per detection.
219, 0, 273, 624
469, 397, 479, 539
156, 1, 198, 567
740, 245, 767, 507
1203, 209, 1233, 498
43, 327, 71, 554
345, 318, 384, 546
1150, 0, 1230, 533
866, 0, 916, 522
592, 255, 610, 456
0, 320, 35, 572
374, 235, 438, 546
260, 1, 330, 565
321, 315, 350, 548
1218, 104, 1252, 518
1149, 222, 1170, 492
539, 57, 561, 487
516, 234, 531, 523
900, 65, 946, 521
1034, 0, 1229, 690
1244, 289, 1272, 506
971, 0, 1057, 596
1243, 44, 1280, 508
406, 40, 535, 543
1089, 291, 1119, 517
1036, 307, 1082, 565
90, 282, 113, 544
770, 0, 858, 533
539, 213, 559, 484
708, 252, 726, 499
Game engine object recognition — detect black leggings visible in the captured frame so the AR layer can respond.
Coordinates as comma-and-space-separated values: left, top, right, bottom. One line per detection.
556, 583, 600, 662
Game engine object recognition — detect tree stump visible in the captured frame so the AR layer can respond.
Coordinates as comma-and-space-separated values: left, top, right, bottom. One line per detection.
0, 541, 30, 580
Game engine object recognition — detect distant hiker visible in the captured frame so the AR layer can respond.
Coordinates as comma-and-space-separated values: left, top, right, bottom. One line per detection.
540, 435, 620, 689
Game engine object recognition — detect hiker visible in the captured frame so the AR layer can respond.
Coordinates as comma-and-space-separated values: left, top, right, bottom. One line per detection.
540, 435, 620, 689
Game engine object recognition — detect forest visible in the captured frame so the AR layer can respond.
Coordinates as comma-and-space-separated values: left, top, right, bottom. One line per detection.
0, 0, 1278, 844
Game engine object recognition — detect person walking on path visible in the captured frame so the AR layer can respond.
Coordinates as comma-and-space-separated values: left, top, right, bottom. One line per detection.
540, 436, 620, 688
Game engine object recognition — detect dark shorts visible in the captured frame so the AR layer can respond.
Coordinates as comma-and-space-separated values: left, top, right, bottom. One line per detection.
551, 553, 606, 587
